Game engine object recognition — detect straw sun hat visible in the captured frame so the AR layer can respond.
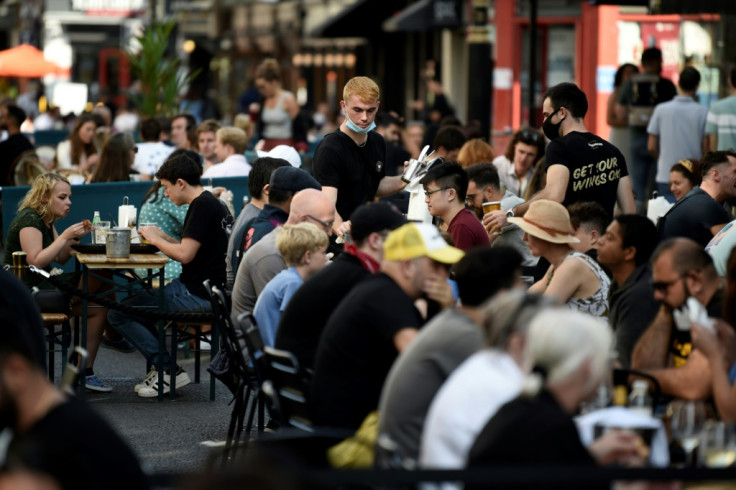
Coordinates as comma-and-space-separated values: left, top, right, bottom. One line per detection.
507, 200, 580, 244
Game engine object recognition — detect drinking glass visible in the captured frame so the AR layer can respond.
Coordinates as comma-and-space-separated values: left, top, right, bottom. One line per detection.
94, 221, 110, 245
699, 420, 736, 468
670, 400, 706, 467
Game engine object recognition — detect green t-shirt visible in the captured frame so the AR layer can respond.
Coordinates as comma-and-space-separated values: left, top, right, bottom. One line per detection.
4, 207, 55, 288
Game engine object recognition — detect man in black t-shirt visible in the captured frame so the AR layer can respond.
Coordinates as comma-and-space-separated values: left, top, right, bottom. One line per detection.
313, 77, 408, 238
0, 270, 148, 490
275, 202, 406, 370
0, 104, 34, 186
310, 222, 463, 431
484, 82, 636, 234
109, 151, 233, 397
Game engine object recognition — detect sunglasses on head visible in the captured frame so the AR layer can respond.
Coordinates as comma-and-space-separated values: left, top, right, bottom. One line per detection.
519, 129, 543, 144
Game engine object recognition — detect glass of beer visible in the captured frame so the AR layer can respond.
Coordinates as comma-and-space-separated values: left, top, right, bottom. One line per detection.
138, 222, 156, 244
482, 201, 503, 235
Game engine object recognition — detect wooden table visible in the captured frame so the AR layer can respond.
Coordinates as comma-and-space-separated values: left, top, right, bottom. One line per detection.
75, 252, 170, 400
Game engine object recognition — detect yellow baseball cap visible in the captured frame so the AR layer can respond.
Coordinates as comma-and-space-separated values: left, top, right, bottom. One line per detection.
383, 222, 465, 264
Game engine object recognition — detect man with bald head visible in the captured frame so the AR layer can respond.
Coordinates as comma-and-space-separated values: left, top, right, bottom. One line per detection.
230, 188, 336, 328
631, 237, 723, 399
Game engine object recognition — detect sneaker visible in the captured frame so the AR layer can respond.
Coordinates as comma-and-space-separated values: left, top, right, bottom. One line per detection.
134, 367, 158, 393
137, 369, 191, 398
101, 336, 136, 353
85, 375, 113, 393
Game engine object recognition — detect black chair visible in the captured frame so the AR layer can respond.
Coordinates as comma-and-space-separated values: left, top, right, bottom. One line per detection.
31, 287, 72, 383
203, 281, 266, 463
261, 346, 314, 432
238, 312, 267, 435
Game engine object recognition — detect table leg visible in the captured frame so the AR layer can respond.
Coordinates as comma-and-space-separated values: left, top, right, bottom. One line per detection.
78, 265, 89, 399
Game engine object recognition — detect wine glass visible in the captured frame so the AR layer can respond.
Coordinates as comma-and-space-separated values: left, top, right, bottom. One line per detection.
669, 400, 706, 467
699, 420, 736, 468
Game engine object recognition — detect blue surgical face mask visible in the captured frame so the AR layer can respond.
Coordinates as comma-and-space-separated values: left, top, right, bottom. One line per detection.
345, 116, 376, 134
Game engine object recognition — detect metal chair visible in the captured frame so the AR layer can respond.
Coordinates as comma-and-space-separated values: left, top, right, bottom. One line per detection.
203, 281, 264, 462
261, 346, 314, 432
30, 288, 72, 383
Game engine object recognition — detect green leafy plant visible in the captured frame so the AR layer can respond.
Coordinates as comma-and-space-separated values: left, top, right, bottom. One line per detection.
127, 19, 200, 117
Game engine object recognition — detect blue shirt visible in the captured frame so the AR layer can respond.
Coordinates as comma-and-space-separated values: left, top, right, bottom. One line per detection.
253, 267, 303, 347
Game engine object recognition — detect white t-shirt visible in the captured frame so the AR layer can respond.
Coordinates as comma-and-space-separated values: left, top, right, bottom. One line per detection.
202, 153, 251, 178
132, 141, 175, 177
419, 349, 523, 469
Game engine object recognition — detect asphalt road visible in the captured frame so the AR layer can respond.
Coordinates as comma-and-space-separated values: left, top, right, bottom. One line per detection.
55, 339, 240, 477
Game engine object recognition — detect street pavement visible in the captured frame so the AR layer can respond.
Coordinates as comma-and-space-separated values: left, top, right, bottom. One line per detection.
55, 338, 239, 476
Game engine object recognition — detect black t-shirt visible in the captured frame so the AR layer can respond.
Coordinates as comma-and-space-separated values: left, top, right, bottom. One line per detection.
4, 397, 148, 490
0, 134, 34, 186
659, 187, 731, 247
275, 253, 370, 371
180, 190, 233, 298
545, 131, 629, 217
312, 129, 386, 220
310, 273, 422, 430
467, 390, 600, 490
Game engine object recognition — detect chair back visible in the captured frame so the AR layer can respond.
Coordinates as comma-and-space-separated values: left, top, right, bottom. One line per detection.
237, 311, 269, 386
12, 151, 46, 186
203, 280, 250, 391
262, 346, 314, 432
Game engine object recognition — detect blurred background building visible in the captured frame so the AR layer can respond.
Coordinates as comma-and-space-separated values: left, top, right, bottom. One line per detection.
0, 0, 732, 153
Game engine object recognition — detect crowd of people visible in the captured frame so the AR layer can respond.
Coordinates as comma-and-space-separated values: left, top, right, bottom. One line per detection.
3, 47, 736, 488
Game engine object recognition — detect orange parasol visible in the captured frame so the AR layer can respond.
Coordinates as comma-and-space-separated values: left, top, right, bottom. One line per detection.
0, 44, 69, 78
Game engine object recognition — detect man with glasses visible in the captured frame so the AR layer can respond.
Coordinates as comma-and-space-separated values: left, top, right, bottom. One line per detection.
484, 83, 635, 234
465, 162, 535, 266
276, 202, 406, 371
631, 238, 723, 399
240, 166, 321, 252
422, 161, 489, 251
492, 127, 545, 198
230, 188, 335, 334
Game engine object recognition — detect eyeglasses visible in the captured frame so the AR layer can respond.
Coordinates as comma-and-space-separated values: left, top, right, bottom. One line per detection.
652, 276, 682, 293
519, 129, 543, 144
306, 214, 334, 230
425, 187, 450, 198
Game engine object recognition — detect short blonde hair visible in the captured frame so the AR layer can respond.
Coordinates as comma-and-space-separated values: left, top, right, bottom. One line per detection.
216, 127, 248, 155
343, 76, 380, 103
19, 173, 71, 224
233, 113, 254, 140
276, 223, 328, 267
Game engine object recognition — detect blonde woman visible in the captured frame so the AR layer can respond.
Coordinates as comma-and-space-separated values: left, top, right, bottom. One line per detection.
3, 173, 112, 391
253, 222, 329, 347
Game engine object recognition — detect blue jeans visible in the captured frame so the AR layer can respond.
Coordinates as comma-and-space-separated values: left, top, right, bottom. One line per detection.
655, 182, 676, 204
629, 130, 656, 214
107, 279, 211, 369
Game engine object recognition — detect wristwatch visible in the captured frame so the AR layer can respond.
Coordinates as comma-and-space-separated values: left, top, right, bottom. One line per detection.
506, 208, 515, 219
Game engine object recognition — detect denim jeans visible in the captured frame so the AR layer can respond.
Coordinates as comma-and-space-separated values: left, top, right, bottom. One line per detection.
629, 129, 656, 213
107, 279, 211, 369
655, 182, 676, 204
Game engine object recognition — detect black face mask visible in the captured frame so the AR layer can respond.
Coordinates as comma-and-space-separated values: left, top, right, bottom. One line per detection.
542, 108, 564, 141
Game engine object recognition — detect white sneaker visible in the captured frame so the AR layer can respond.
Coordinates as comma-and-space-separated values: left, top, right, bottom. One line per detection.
137, 369, 191, 398
134, 367, 158, 393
